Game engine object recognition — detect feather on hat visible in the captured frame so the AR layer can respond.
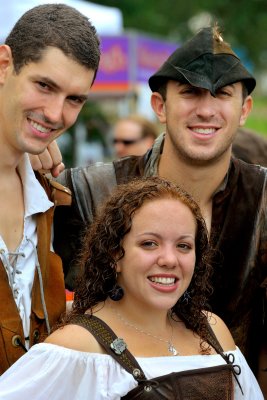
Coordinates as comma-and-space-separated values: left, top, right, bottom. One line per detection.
149, 26, 256, 96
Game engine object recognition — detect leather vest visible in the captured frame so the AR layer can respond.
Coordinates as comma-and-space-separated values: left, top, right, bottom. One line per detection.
70, 314, 242, 400
0, 173, 71, 374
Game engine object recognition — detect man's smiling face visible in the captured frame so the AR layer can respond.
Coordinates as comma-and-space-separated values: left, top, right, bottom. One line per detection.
0, 46, 95, 156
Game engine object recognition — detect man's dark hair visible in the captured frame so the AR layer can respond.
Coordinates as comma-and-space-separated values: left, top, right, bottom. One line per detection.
5, 3, 100, 83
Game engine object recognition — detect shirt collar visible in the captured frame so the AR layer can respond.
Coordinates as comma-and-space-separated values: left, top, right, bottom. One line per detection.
17, 154, 54, 217
144, 132, 164, 177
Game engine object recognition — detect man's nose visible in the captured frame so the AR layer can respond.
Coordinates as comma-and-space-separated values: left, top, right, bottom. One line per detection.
195, 92, 216, 119
43, 96, 65, 126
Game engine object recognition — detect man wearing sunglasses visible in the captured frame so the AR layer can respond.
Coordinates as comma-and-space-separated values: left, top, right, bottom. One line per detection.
112, 114, 158, 158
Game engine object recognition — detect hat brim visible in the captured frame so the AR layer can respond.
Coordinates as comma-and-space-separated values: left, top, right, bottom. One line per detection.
149, 55, 256, 95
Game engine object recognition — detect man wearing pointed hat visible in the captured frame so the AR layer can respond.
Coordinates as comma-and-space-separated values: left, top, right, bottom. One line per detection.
149, 25, 255, 95
33, 25, 267, 395
146, 27, 266, 393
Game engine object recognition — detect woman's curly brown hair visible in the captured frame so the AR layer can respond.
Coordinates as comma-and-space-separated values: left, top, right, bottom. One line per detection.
67, 176, 214, 349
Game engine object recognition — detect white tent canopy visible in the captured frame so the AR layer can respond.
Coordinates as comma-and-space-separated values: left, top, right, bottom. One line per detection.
0, 0, 123, 41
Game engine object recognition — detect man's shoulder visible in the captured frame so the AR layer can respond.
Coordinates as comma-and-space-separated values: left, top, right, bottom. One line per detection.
233, 129, 267, 167
236, 157, 267, 175
55, 161, 114, 189
113, 153, 148, 184
57, 162, 117, 223
71, 161, 117, 192
60, 152, 148, 187
233, 158, 267, 195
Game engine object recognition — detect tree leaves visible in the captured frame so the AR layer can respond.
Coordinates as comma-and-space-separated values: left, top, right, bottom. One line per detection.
89, 0, 267, 68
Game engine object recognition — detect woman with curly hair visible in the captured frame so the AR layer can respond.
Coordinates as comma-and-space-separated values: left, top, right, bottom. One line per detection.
0, 177, 263, 399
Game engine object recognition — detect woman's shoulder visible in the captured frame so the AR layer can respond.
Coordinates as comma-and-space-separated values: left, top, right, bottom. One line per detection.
45, 323, 105, 354
204, 311, 236, 352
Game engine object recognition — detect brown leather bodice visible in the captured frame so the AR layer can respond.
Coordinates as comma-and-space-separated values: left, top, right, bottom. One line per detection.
70, 314, 242, 400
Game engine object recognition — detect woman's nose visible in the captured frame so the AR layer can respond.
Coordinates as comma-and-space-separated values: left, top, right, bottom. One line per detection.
157, 248, 178, 269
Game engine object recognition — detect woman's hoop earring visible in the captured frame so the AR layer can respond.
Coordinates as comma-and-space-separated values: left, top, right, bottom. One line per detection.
109, 270, 124, 301
109, 284, 124, 301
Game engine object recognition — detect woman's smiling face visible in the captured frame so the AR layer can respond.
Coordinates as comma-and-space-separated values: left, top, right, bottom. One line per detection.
116, 197, 197, 312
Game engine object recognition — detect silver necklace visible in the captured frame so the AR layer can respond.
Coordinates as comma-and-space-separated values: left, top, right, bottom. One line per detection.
113, 308, 179, 356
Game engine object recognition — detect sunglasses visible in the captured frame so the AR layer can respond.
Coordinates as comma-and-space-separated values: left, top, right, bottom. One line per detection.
113, 138, 143, 146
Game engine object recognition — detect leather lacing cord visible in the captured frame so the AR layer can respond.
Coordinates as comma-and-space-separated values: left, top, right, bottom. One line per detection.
26, 238, 51, 335
1, 248, 29, 353
205, 324, 244, 396
129, 349, 243, 394
219, 352, 243, 395
0, 248, 25, 298
0, 238, 50, 352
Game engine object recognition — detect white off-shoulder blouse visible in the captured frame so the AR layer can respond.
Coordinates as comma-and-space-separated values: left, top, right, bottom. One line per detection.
0, 344, 263, 399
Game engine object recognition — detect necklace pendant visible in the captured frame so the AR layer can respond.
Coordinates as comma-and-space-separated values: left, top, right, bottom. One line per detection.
168, 343, 178, 356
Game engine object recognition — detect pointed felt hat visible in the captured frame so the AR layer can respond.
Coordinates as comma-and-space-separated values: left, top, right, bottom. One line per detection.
149, 26, 256, 95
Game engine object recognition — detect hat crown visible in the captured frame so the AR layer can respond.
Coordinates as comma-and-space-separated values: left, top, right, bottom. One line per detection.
148, 26, 256, 95
168, 27, 238, 69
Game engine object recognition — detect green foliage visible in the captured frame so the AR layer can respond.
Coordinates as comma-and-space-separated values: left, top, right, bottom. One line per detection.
62, 100, 111, 167
77, 100, 110, 144
245, 97, 267, 136
89, 0, 267, 68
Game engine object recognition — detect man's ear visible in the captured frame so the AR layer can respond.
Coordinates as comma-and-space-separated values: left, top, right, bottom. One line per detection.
239, 95, 253, 127
150, 92, 166, 124
0, 45, 13, 83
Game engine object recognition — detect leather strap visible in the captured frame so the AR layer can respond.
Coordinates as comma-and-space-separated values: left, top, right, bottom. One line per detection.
70, 314, 146, 381
70, 313, 242, 393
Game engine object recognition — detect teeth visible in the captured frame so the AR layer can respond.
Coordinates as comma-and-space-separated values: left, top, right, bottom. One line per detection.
193, 128, 215, 135
30, 121, 51, 133
149, 277, 175, 285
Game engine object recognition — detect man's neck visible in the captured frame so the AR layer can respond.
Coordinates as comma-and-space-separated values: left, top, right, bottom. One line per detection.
0, 137, 24, 175
158, 144, 231, 234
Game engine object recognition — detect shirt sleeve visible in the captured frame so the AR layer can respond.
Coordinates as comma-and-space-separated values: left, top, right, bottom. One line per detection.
233, 347, 264, 399
0, 343, 137, 400
0, 344, 263, 400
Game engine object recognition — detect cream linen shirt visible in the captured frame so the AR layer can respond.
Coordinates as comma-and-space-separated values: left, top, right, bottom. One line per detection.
0, 345, 264, 399
0, 154, 53, 347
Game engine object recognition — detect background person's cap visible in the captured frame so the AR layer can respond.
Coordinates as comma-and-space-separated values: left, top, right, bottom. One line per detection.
148, 26, 256, 96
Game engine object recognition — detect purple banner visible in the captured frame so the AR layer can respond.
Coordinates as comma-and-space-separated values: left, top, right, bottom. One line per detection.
93, 34, 179, 90
95, 36, 130, 84
136, 36, 178, 82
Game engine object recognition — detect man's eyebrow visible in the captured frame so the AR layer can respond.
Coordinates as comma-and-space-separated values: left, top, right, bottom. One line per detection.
218, 84, 235, 90
34, 75, 89, 100
35, 75, 60, 89
72, 94, 89, 102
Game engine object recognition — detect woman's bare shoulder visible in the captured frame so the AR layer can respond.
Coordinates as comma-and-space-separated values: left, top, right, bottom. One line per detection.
44, 324, 105, 354
204, 311, 236, 352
